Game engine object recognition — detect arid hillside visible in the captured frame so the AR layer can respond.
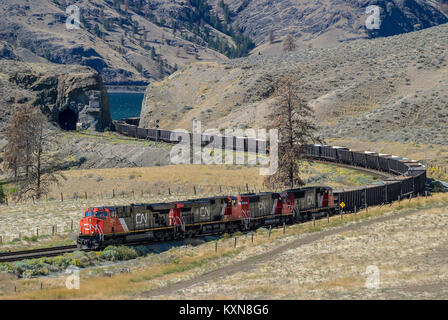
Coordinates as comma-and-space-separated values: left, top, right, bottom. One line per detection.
140, 22, 448, 145
1, 0, 447, 84
212, 0, 448, 49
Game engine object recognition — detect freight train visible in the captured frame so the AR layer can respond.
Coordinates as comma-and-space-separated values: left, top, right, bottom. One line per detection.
77, 119, 427, 249
78, 186, 334, 249
113, 118, 268, 154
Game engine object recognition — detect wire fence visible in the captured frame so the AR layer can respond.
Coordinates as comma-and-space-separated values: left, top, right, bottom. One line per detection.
3, 183, 270, 206
0, 183, 275, 245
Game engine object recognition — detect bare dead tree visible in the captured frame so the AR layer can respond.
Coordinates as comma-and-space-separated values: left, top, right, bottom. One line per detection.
265, 74, 321, 189
282, 34, 296, 52
4, 105, 33, 180
3, 106, 66, 200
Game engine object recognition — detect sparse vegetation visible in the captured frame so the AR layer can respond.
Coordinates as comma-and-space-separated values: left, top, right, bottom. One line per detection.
2, 194, 448, 299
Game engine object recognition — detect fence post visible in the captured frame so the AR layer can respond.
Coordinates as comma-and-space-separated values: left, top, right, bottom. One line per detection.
0, 235, 2, 244
168, 188, 171, 196
268, 226, 272, 239
283, 222, 286, 234
246, 183, 249, 193
220, 185, 222, 193
194, 186, 197, 195
52, 226, 55, 235
61, 192, 63, 202
132, 189, 135, 198
251, 232, 254, 243
234, 237, 237, 248
36, 228, 39, 237
71, 220, 73, 231
215, 241, 218, 253
85, 192, 87, 200
313, 216, 315, 226
327, 213, 329, 223
113, 189, 115, 198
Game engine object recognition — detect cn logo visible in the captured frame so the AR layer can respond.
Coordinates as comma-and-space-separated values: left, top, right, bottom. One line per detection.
200, 206, 210, 218
365, 5, 381, 30
84, 224, 99, 232
136, 213, 147, 225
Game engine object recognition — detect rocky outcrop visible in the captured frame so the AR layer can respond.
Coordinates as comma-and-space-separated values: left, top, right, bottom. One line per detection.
0, 60, 111, 131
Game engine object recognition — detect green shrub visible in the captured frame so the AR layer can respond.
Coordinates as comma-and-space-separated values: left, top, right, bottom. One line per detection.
0, 185, 6, 204
12, 260, 51, 278
100, 246, 137, 261
134, 245, 153, 257
71, 250, 93, 267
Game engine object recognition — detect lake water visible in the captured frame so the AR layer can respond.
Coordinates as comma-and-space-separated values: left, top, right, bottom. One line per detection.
108, 92, 144, 120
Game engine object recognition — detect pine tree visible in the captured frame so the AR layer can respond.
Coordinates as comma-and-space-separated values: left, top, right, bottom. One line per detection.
282, 34, 296, 52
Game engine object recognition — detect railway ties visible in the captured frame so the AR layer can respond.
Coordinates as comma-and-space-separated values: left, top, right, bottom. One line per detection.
0, 245, 79, 263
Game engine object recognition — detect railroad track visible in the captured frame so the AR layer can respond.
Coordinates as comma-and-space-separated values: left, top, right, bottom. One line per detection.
0, 245, 79, 263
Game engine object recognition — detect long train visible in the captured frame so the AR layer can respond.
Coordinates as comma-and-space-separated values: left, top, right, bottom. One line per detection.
77, 120, 426, 249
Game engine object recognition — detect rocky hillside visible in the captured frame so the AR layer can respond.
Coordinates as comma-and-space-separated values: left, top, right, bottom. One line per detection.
0, 57, 111, 132
0, 0, 232, 84
215, 0, 448, 49
140, 22, 448, 145
1, 0, 447, 84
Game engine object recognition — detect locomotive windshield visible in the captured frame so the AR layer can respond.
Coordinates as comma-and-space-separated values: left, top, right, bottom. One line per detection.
95, 211, 108, 218
84, 210, 108, 218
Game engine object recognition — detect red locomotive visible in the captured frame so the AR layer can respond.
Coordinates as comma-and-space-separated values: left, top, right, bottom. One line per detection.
78, 187, 335, 249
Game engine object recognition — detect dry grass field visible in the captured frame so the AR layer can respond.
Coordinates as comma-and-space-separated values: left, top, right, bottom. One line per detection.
1, 193, 447, 299
0, 162, 376, 246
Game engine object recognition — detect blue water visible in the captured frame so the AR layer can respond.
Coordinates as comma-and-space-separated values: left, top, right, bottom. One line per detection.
108, 92, 144, 120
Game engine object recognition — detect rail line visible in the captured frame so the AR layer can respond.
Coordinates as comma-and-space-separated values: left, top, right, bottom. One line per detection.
0, 245, 79, 263
0, 118, 427, 262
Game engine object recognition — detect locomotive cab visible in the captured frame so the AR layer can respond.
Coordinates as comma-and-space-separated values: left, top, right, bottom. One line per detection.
78, 207, 112, 250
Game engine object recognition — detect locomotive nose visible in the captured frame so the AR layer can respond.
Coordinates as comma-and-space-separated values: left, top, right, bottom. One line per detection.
80, 217, 103, 235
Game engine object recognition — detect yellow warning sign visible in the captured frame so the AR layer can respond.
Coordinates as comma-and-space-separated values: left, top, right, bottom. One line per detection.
340, 202, 346, 209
